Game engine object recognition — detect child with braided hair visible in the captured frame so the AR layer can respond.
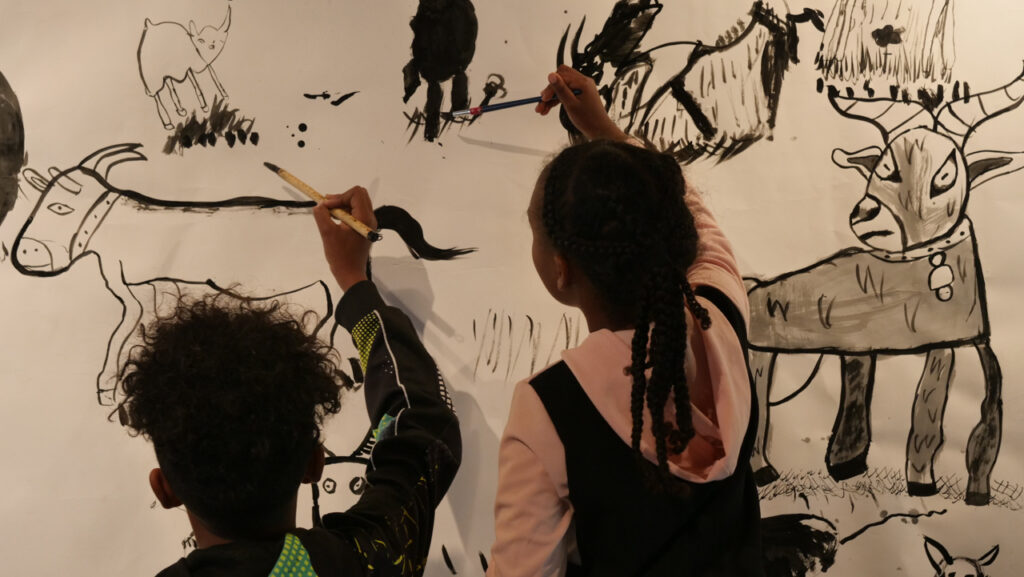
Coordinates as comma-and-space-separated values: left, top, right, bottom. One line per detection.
487, 66, 763, 577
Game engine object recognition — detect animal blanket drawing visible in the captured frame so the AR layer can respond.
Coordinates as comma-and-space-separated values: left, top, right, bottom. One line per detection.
11, 144, 472, 406
745, 68, 1024, 505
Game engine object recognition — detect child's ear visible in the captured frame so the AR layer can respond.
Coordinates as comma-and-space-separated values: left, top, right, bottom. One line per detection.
554, 252, 572, 293
149, 468, 182, 509
302, 445, 325, 484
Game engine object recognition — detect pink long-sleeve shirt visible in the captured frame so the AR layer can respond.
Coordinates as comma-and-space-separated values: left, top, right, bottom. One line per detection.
487, 184, 750, 577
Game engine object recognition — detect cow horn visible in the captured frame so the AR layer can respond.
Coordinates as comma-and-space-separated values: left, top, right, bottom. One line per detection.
937, 64, 1024, 144
828, 88, 934, 141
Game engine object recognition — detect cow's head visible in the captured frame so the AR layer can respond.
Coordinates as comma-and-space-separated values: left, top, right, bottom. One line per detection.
12, 144, 145, 276
829, 68, 1024, 252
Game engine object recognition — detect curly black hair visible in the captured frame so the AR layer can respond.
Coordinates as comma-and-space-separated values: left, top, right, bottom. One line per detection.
539, 139, 711, 490
119, 295, 345, 538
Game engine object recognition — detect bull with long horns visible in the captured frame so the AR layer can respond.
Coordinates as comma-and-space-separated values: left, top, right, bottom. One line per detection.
746, 67, 1024, 505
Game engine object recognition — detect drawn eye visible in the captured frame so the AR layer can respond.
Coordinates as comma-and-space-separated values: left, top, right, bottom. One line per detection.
931, 151, 958, 198
47, 202, 74, 216
875, 148, 901, 182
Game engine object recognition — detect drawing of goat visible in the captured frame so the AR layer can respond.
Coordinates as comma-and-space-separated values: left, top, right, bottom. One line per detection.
558, 1, 824, 162
11, 144, 471, 406
745, 69, 1024, 506
138, 7, 232, 130
924, 536, 999, 577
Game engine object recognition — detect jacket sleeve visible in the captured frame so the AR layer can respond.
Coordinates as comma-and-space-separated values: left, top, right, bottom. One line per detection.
320, 280, 462, 576
683, 183, 748, 322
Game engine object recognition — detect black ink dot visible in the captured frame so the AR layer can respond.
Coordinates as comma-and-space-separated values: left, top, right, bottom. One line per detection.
250, 132, 260, 146
298, 140, 306, 148
299, 123, 308, 132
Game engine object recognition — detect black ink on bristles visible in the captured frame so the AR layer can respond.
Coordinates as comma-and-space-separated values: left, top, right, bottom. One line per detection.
478, 552, 489, 572
441, 545, 457, 574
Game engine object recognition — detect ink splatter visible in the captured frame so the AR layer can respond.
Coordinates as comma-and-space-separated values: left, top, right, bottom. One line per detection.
330, 91, 358, 106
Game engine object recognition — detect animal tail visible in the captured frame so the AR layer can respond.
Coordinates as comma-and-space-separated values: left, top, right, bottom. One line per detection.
761, 514, 838, 577
374, 205, 476, 261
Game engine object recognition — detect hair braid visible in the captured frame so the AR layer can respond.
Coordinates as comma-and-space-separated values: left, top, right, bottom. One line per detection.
537, 139, 711, 493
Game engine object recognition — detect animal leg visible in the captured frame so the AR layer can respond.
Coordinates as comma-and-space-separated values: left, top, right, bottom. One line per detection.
206, 66, 228, 99
966, 340, 1003, 506
402, 59, 421, 103
826, 354, 875, 480
153, 94, 173, 130
186, 68, 208, 112
165, 78, 187, 117
749, 350, 779, 485
906, 348, 954, 496
96, 262, 145, 406
424, 80, 443, 142
450, 70, 470, 112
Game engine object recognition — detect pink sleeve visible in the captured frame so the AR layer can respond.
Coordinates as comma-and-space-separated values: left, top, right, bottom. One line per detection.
684, 183, 749, 322
487, 381, 573, 577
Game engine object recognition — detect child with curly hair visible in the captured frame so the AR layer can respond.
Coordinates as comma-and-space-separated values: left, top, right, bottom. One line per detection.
487, 67, 763, 576
121, 187, 461, 576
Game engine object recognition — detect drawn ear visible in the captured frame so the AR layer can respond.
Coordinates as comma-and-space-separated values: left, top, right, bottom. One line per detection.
21, 167, 50, 192
188, 20, 198, 36
833, 146, 883, 181
924, 536, 953, 570
220, 6, 231, 32
977, 544, 999, 567
966, 151, 1024, 189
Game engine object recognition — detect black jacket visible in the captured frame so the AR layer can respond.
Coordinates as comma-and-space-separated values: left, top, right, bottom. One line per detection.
156, 281, 461, 576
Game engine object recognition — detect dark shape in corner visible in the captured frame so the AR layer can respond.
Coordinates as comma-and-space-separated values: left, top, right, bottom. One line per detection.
0, 69, 25, 226
163, 97, 258, 155
402, 0, 478, 141
761, 515, 837, 577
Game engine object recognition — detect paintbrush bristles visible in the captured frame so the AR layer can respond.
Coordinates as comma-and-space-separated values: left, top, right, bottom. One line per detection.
263, 162, 381, 242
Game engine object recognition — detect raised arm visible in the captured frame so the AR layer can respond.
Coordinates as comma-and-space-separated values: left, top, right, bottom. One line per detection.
313, 189, 461, 574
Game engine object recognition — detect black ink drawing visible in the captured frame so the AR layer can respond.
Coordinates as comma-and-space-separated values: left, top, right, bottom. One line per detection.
0, 69, 23, 227
761, 514, 837, 577
138, 7, 232, 130
745, 68, 1024, 506
558, 1, 824, 162
304, 91, 359, 107
816, 0, 956, 97
472, 310, 583, 382
404, 74, 507, 143
402, 0, 477, 142
840, 509, 947, 545
162, 97, 258, 155
11, 144, 473, 406
924, 536, 999, 577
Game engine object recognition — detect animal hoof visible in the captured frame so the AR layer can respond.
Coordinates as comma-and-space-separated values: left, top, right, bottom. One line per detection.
826, 453, 868, 481
907, 481, 938, 497
753, 465, 780, 486
965, 491, 990, 506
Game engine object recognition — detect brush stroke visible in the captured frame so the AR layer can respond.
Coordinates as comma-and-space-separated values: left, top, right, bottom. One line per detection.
924, 535, 1000, 577
472, 310, 582, 382
0, 69, 24, 226
163, 97, 258, 155
840, 509, 947, 545
761, 514, 837, 577
11, 143, 473, 406
138, 7, 232, 129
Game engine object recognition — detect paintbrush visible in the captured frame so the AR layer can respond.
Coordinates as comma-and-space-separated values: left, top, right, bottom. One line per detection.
451, 90, 582, 118
263, 162, 382, 242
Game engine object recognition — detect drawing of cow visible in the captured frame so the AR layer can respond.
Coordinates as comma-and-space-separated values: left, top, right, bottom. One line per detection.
138, 7, 232, 129
11, 144, 471, 406
745, 68, 1024, 505
924, 536, 999, 577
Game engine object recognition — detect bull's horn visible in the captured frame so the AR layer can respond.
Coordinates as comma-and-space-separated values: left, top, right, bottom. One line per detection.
828, 88, 934, 141
79, 143, 147, 179
220, 6, 231, 32
937, 64, 1024, 144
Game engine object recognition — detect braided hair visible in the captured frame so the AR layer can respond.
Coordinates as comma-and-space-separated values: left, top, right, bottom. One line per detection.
539, 140, 711, 489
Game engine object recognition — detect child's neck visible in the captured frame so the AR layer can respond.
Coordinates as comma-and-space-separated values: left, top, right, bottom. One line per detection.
187, 499, 298, 549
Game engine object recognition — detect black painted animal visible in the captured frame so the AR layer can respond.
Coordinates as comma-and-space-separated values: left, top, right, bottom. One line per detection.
0, 69, 24, 226
402, 0, 478, 142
